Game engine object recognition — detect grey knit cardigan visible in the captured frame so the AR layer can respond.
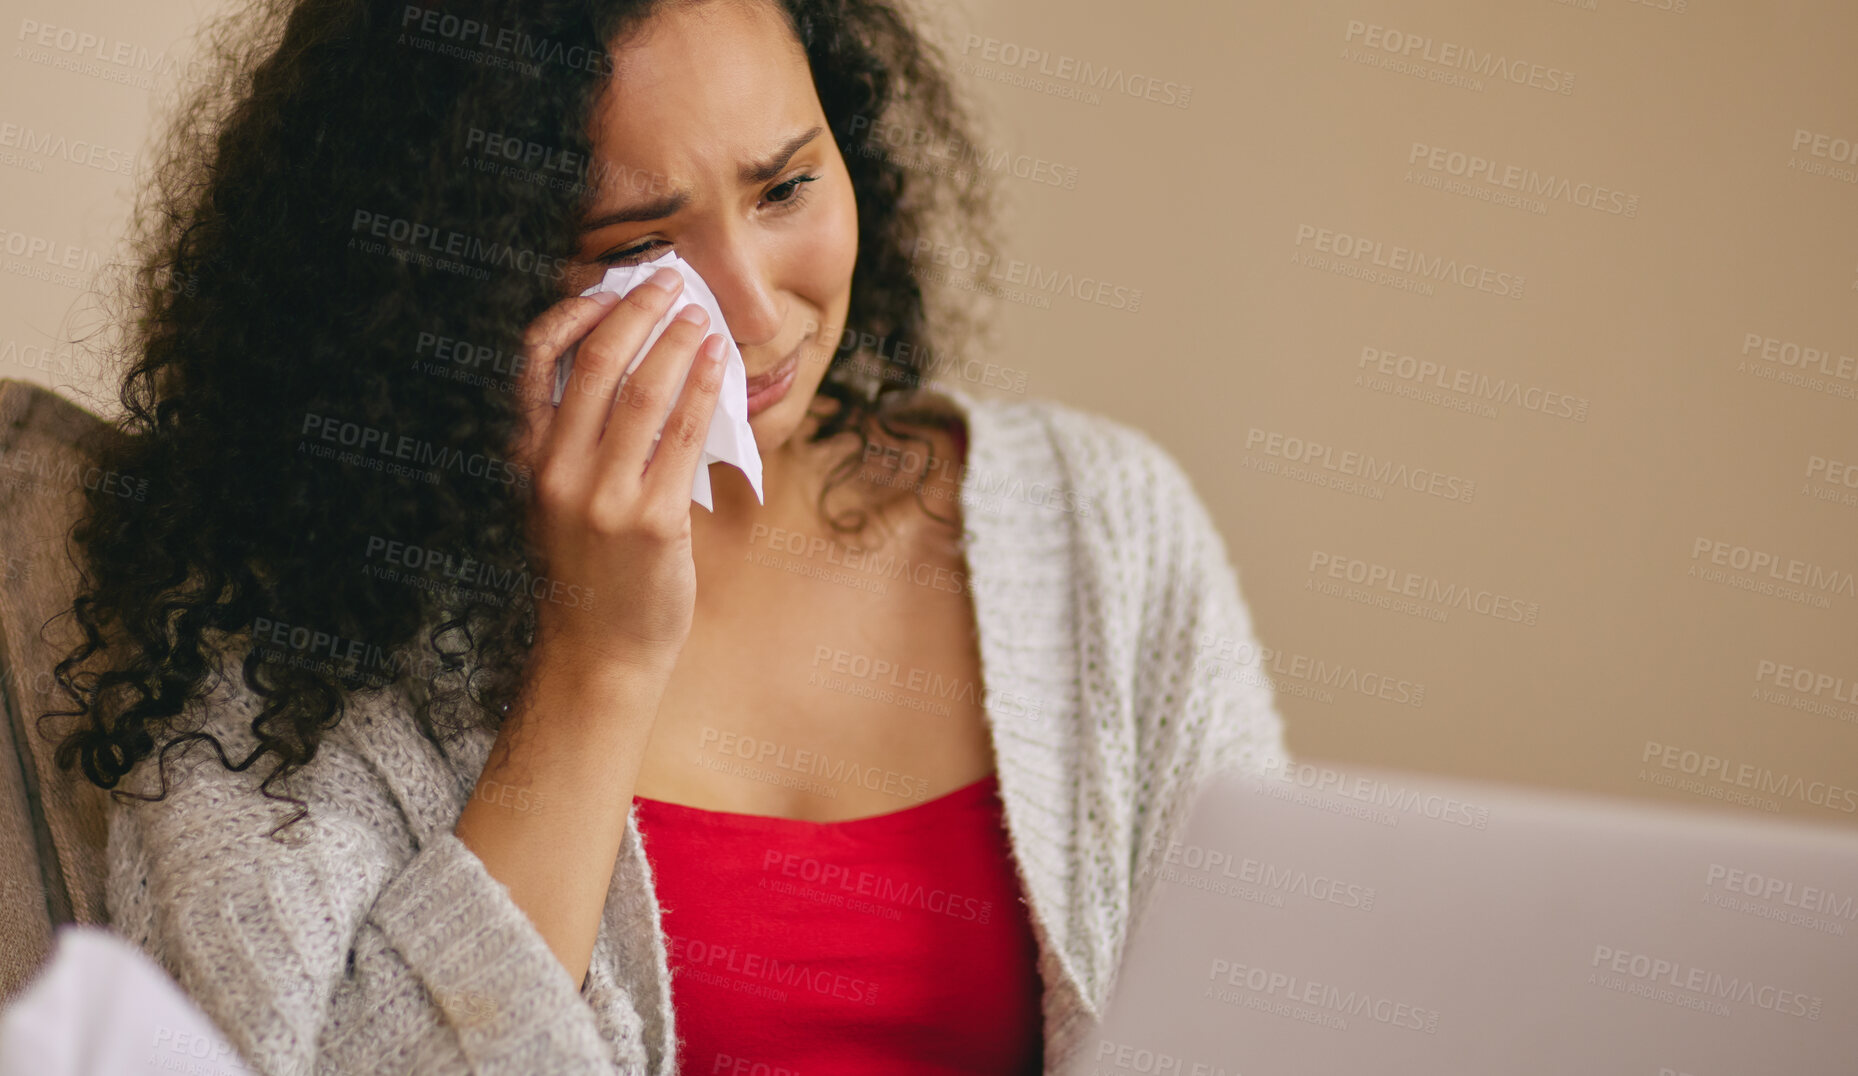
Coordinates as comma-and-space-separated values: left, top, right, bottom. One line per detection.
104, 383, 1292, 1075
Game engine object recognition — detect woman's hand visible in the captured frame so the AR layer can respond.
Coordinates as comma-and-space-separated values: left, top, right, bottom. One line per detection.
510, 266, 728, 677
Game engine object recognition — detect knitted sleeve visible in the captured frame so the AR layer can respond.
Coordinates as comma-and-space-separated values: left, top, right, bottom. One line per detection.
1120, 428, 1293, 910
1157, 441, 1291, 782
103, 663, 630, 1076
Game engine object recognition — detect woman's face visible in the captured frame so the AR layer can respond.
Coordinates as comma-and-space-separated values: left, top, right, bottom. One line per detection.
565, 0, 858, 454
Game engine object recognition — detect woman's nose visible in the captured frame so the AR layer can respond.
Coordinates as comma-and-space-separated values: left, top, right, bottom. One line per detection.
684, 240, 784, 349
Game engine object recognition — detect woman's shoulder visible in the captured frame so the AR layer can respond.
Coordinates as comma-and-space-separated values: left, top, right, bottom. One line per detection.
111, 632, 461, 836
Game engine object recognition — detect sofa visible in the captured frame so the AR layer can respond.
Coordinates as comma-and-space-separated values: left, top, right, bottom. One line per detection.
0, 379, 114, 1001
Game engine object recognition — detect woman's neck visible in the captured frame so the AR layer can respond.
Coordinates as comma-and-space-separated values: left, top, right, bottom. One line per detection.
691, 392, 967, 555
693, 405, 846, 536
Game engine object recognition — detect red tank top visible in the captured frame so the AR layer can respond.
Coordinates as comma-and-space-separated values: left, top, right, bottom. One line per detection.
632, 773, 1045, 1075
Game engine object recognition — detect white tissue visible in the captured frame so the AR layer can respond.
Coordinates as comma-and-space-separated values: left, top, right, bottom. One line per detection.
552, 251, 764, 510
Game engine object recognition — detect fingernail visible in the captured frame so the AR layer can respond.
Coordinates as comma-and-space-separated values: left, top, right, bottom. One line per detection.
645, 266, 682, 293
674, 303, 709, 326
588, 290, 622, 306
701, 334, 726, 364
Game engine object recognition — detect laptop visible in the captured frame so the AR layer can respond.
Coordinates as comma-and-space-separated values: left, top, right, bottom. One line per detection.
1068, 759, 1858, 1076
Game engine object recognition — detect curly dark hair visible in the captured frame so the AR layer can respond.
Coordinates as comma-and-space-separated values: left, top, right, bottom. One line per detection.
40, 0, 996, 835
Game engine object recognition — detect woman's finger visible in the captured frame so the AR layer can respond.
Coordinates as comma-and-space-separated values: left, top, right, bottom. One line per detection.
511, 291, 622, 466
591, 302, 713, 494
550, 269, 685, 461
639, 333, 728, 504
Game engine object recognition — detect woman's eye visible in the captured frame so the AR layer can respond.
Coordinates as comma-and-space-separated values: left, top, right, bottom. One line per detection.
596, 239, 666, 266
766, 173, 819, 205
594, 175, 818, 264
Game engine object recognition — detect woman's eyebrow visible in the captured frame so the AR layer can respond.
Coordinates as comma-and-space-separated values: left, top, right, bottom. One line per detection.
580, 191, 689, 232
739, 125, 823, 184
578, 125, 825, 234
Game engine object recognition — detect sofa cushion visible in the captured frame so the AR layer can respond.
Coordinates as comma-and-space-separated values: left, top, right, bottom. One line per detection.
0, 379, 114, 999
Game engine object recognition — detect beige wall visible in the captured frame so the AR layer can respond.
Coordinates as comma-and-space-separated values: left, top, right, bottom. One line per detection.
4, 0, 1855, 826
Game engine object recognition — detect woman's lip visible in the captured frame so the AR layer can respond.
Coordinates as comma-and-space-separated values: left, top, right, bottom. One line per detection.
743, 338, 804, 395
743, 338, 803, 416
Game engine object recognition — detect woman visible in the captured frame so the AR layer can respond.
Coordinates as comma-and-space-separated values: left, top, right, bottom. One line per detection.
46, 0, 1289, 1073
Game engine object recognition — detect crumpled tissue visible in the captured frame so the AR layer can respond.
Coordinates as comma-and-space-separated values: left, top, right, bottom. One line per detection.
552, 251, 764, 510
